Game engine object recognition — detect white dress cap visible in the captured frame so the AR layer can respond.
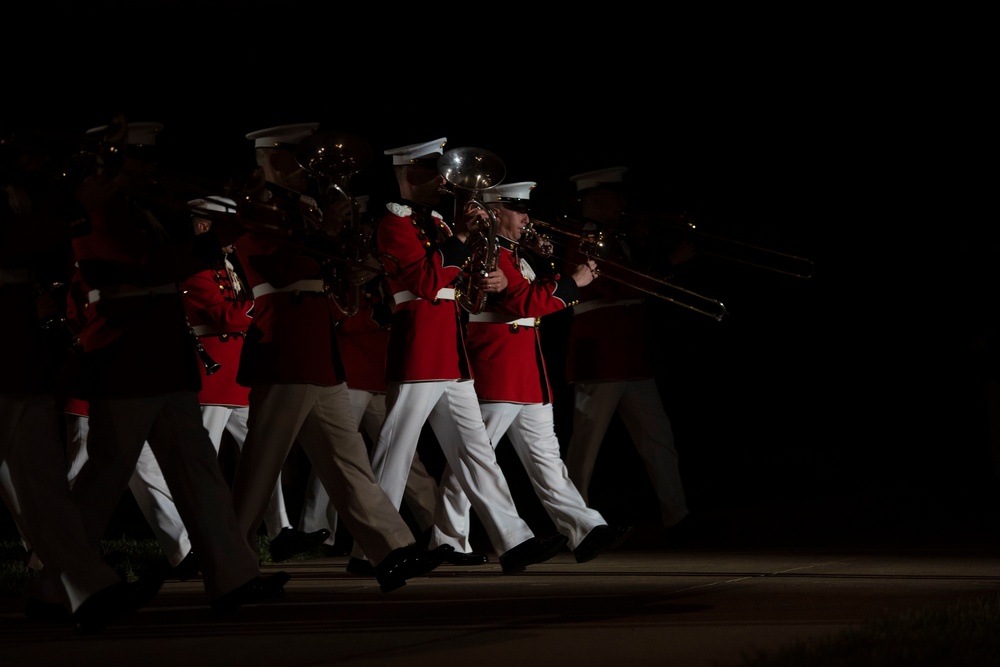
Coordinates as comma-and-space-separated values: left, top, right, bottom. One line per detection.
482, 181, 536, 204
188, 195, 237, 216
85, 121, 164, 146
568, 166, 628, 192
384, 137, 448, 165
245, 123, 320, 148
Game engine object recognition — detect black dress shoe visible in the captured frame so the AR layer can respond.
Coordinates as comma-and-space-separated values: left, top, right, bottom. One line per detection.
72, 573, 162, 635
268, 527, 332, 562
499, 534, 569, 575
376, 544, 453, 593
441, 550, 489, 566
170, 550, 201, 581
25, 597, 72, 624
211, 571, 290, 616
346, 556, 376, 577
573, 524, 633, 563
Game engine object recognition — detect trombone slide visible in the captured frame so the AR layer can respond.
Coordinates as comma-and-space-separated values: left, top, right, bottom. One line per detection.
524, 218, 727, 322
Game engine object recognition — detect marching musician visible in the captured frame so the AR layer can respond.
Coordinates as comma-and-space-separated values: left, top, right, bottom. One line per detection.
62, 119, 289, 617
297, 194, 440, 556
1, 123, 148, 632
429, 180, 633, 562
349, 138, 567, 575
230, 123, 449, 593
122, 195, 330, 575
560, 166, 697, 546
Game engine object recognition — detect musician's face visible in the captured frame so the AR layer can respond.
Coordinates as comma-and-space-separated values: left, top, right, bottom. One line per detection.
266, 149, 309, 192
405, 164, 444, 205
581, 189, 626, 227
493, 203, 529, 241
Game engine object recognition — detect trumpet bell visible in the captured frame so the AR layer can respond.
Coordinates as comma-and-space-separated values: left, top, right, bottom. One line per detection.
295, 131, 373, 178
437, 147, 505, 192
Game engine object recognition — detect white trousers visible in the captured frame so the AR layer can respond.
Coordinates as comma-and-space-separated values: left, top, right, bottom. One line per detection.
434, 402, 606, 551
64, 392, 260, 600
0, 394, 122, 612
352, 380, 534, 561
298, 389, 438, 545
565, 379, 689, 527
231, 382, 414, 565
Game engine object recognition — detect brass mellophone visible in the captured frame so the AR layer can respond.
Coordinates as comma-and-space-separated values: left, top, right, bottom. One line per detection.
437, 147, 506, 315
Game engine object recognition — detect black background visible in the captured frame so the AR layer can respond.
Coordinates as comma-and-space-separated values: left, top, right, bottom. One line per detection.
4, 6, 996, 539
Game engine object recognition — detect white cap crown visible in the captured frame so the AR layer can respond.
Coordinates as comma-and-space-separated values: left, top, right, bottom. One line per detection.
384, 137, 447, 165
482, 181, 536, 204
245, 123, 320, 148
85, 121, 163, 147
188, 195, 237, 216
568, 166, 628, 192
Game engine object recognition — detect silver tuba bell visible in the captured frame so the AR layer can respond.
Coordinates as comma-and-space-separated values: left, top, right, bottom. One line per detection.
437, 147, 505, 315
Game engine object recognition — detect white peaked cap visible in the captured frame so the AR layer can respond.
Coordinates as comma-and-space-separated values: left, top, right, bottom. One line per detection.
482, 181, 536, 204
384, 137, 447, 165
188, 195, 237, 216
568, 166, 628, 192
85, 121, 163, 146
245, 123, 320, 148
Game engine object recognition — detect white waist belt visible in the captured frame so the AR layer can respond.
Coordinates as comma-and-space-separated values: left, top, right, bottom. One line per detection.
0, 268, 30, 284
393, 288, 455, 305
468, 313, 537, 327
191, 324, 242, 337
573, 298, 644, 315
88, 283, 178, 304
252, 279, 325, 299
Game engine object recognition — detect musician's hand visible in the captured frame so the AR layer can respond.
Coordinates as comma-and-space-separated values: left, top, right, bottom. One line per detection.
572, 259, 599, 287
348, 254, 382, 286
477, 268, 507, 293
455, 202, 490, 242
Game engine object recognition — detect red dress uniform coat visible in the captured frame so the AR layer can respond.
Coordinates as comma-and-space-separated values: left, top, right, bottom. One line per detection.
233, 230, 347, 387
71, 198, 203, 398
336, 280, 391, 393
181, 258, 252, 406
466, 239, 581, 404
566, 237, 654, 383
375, 201, 473, 383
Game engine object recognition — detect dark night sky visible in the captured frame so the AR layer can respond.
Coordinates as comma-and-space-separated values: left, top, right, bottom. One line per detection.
5, 11, 996, 526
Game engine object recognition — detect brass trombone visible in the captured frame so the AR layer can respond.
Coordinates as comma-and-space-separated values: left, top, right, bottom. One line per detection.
620, 211, 815, 280
523, 217, 728, 322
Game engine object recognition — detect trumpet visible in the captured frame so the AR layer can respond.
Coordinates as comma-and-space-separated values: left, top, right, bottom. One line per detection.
522, 217, 728, 322
437, 147, 505, 315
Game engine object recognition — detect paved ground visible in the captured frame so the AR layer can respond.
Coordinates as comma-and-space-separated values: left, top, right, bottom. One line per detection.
3, 501, 1000, 667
